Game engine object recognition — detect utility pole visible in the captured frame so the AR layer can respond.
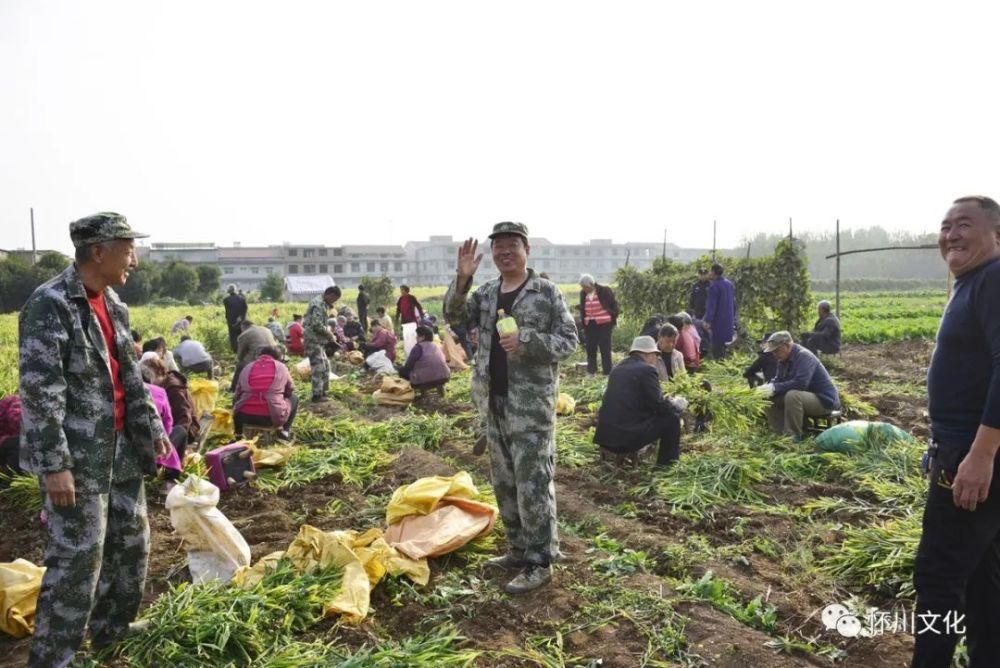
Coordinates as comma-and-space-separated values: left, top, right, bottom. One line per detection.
835, 219, 841, 318
788, 217, 793, 242
712, 220, 717, 261
662, 227, 667, 259
30, 207, 37, 266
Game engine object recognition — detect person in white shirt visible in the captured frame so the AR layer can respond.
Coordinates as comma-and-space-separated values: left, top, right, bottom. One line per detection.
172, 335, 214, 379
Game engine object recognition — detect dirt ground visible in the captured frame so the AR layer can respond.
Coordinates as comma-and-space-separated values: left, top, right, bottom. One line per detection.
0, 339, 932, 667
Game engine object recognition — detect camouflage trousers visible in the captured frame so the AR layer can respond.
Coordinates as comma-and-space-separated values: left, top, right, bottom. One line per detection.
307, 345, 329, 398
29, 470, 149, 668
486, 394, 559, 566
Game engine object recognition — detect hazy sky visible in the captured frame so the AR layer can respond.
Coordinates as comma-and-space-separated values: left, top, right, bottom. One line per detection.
2, 1, 998, 256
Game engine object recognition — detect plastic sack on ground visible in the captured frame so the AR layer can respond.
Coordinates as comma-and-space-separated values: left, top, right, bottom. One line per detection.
556, 393, 576, 416
0, 559, 45, 638
384, 496, 498, 560
402, 322, 418, 357
188, 378, 219, 416
385, 471, 480, 525
232, 525, 428, 624
292, 358, 311, 381
373, 376, 414, 407
346, 350, 365, 366
365, 350, 397, 376
440, 332, 468, 371
249, 444, 297, 468
166, 477, 251, 583
207, 409, 234, 437
815, 420, 917, 454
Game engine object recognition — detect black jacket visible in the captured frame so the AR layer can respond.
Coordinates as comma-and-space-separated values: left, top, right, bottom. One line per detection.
579, 284, 620, 326
688, 280, 710, 319
594, 356, 676, 448
223, 293, 248, 326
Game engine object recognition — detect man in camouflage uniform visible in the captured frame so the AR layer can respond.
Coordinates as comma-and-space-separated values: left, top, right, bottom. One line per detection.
303, 286, 341, 402
444, 222, 578, 593
19, 212, 170, 668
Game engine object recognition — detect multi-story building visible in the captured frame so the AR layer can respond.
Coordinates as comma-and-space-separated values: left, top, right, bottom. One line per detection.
283, 244, 408, 287
137, 237, 714, 293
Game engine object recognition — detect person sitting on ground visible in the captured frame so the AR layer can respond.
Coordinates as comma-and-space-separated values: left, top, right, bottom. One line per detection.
343, 312, 365, 343
677, 311, 702, 354
170, 314, 193, 335
742, 332, 778, 388
656, 324, 687, 381
801, 300, 842, 355
397, 325, 451, 391
172, 334, 215, 379
143, 336, 180, 373
266, 316, 284, 342
158, 361, 201, 460
131, 329, 143, 358
0, 394, 23, 477
758, 331, 841, 439
593, 336, 686, 468
232, 319, 278, 391
286, 313, 305, 356
233, 346, 297, 441
335, 316, 353, 350
362, 318, 399, 363
375, 306, 393, 332
139, 356, 185, 482
640, 314, 666, 340
668, 314, 701, 372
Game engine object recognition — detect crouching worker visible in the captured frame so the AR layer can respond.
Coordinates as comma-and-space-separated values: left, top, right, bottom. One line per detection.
594, 336, 686, 468
139, 355, 186, 482
398, 325, 451, 393
0, 394, 23, 477
233, 346, 297, 441
758, 331, 840, 439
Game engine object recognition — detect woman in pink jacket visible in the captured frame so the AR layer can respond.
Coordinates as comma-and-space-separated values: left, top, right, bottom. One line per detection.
233, 347, 297, 441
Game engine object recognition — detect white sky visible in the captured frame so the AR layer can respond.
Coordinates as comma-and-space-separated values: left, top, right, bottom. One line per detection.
2, 1, 998, 256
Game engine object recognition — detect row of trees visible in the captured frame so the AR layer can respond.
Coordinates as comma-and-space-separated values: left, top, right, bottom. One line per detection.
0, 254, 224, 313
616, 238, 813, 337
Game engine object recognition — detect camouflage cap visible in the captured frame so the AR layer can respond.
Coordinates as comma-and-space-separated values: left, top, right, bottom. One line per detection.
488, 221, 529, 241
69, 212, 148, 248
762, 330, 793, 352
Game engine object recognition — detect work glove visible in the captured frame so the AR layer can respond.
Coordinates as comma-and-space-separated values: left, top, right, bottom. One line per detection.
669, 396, 689, 412
755, 383, 775, 398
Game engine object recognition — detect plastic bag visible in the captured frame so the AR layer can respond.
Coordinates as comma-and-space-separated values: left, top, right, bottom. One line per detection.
292, 358, 311, 381
373, 376, 415, 406
402, 322, 418, 357
166, 477, 251, 583
365, 350, 397, 376
815, 420, 916, 454
385, 471, 480, 525
188, 378, 220, 416
384, 496, 498, 560
556, 393, 576, 416
0, 559, 44, 638
440, 332, 469, 371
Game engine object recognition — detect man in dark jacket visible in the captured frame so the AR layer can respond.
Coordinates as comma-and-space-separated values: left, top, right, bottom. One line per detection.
758, 331, 840, 438
223, 284, 248, 352
357, 284, 370, 333
911, 195, 1000, 667
688, 267, 710, 319
579, 273, 619, 375
801, 300, 842, 354
594, 336, 684, 467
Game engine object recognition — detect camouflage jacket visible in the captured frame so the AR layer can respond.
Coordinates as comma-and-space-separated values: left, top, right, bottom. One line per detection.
444, 269, 578, 432
18, 264, 166, 494
303, 296, 333, 346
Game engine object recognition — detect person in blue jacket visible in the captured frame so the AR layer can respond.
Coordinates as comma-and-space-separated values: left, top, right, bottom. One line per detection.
757, 331, 839, 438
703, 263, 736, 359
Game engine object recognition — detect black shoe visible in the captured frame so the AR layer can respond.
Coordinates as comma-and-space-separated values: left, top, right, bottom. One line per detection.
311, 395, 328, 403
473, 435, 488, 455
504, 564, 552, 594
485, 553, 525, 570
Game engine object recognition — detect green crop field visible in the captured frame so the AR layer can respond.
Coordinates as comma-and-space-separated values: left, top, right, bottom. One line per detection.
0, 293, 944, 666
816, 290, 946, 344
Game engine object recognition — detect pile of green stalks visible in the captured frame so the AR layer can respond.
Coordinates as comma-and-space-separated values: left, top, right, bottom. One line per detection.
108, 559, 343, 667
0, 472, 42, 512
257, 628, 480, 667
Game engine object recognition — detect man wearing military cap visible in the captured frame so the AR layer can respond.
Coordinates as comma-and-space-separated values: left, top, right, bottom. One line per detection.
444, 222, 578, 594
20, 212, 171, 666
